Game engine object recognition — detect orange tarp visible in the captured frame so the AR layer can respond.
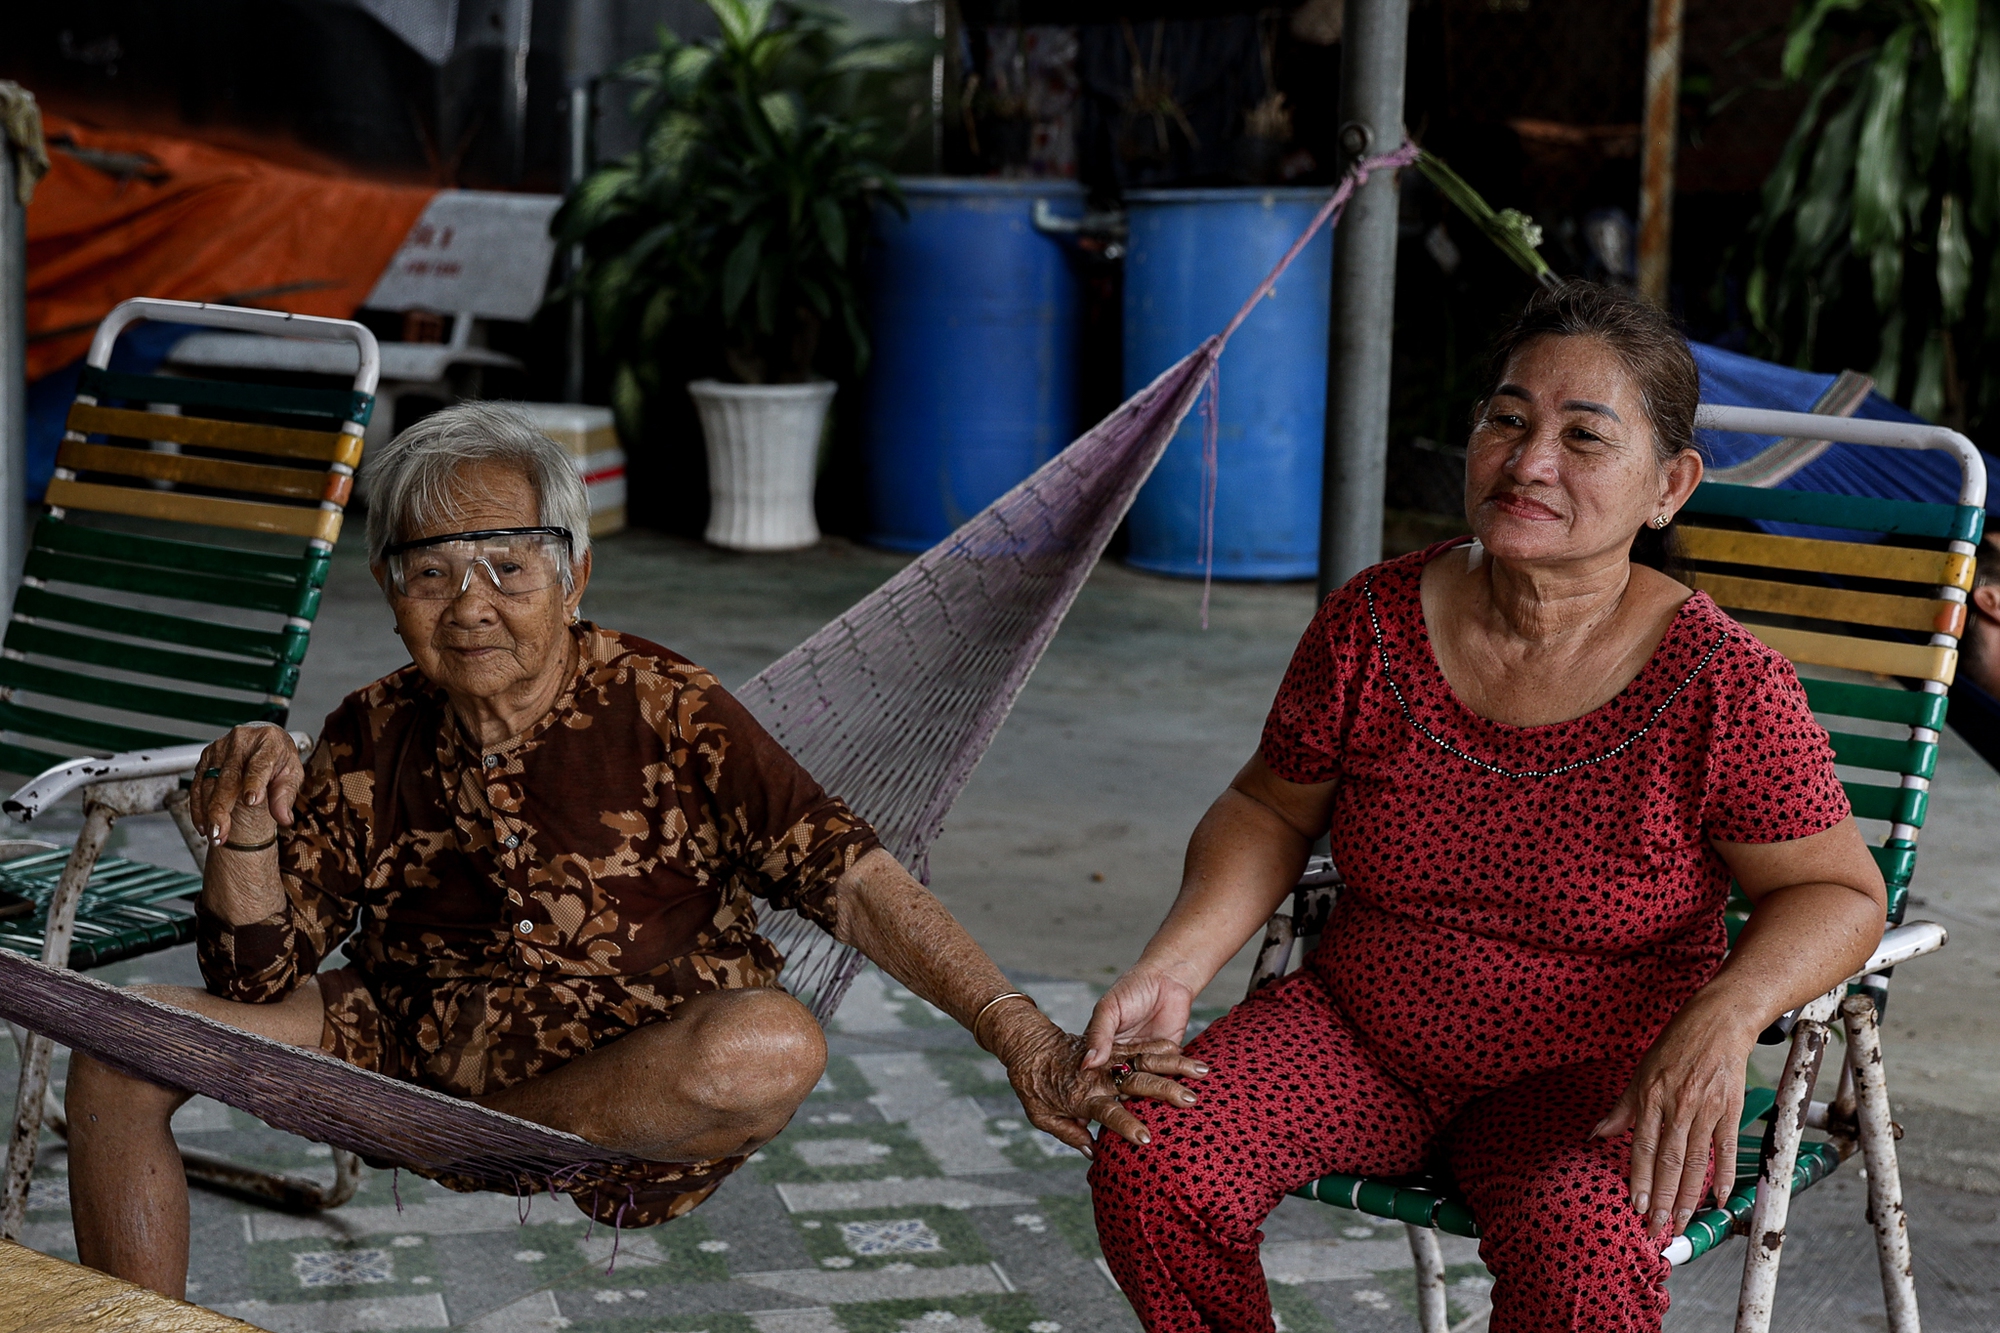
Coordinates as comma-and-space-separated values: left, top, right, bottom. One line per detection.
26, 115, 435, 381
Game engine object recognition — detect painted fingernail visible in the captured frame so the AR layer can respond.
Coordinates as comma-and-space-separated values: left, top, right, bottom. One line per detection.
1649, 1210, 1671, 1231
1137, 1130, 1152, 1145
1192, 1065, 1209, 1075
1674, 1209, 1694, 1230
1633, 1193, 1648, 1216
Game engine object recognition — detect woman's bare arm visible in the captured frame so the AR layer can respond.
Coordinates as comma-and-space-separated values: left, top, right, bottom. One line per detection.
832, 848, 1202, 1156
1599, 815, 1886, 1241
189, 724, 305, 926
1079, 753, 1338, 1068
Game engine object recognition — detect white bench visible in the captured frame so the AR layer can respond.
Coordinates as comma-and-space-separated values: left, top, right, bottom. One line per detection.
165, 190, 562, 447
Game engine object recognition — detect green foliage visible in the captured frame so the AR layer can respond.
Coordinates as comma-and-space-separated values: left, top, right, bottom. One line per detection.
1414, 151, 1558, 288
1749, 0, 2000, 431
556, 0, 927, 416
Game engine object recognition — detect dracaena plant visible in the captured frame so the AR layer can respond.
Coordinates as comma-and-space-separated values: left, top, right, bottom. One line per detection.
1747, 0, 2000, 431
556, 0, 925, 423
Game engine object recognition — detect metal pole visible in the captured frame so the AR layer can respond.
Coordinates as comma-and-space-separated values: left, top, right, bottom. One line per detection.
1318, 0, 1410, 600
932, 0, 947, 171
1636, 0, 1684, 305
564, 0, 611, 404
565, 79, 592, 403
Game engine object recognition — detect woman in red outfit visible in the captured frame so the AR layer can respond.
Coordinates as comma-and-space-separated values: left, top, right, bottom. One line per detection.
1079, 284, 1888, 1333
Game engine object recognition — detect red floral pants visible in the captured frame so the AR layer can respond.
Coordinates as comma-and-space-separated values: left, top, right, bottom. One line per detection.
1088, 970, 1677, 1333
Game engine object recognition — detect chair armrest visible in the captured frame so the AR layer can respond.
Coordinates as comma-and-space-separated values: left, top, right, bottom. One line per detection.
3, 732, 313, 822
1852, 920, 1946, 977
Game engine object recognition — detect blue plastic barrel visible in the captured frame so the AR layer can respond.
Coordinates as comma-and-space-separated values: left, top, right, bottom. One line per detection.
1123, 187, 1334, 579
864, 178, 1084, 551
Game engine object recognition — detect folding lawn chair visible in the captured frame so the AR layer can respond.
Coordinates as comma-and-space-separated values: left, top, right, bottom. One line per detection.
0, 298, 379, 1240
1251, 403, 1979, 1333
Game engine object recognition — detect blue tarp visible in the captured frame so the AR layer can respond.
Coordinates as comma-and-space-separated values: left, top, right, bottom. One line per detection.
1691, 341, 1997, 520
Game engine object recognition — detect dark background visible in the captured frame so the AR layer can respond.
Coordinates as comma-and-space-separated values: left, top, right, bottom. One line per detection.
4, 0, 1814, 541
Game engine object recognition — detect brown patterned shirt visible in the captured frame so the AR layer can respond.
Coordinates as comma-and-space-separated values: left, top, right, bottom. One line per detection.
197, 622, 878, 1126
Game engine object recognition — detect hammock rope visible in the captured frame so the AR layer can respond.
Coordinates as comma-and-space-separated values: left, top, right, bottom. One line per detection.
0, 143, 1418, 1197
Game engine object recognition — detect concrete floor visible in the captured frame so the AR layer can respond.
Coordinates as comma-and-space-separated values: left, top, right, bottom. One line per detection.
35, 527, 2000, 1329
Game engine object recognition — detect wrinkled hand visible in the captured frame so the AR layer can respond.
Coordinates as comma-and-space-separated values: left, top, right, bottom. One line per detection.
190, 723, 303, 846
1080, 964, 1199, 1070
1593, 994, 1762, 1241
990, 1010, 1207, 1159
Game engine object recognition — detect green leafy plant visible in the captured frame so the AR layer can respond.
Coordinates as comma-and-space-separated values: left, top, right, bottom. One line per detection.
556, 0, 927, 426
1747, 0, 2000, 431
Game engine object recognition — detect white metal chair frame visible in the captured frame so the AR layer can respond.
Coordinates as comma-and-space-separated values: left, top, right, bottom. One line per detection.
0, 300, 381, 1240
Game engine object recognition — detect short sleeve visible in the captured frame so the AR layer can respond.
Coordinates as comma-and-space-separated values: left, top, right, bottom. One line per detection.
1259, 588, 1365, 785
1702, 650, 1851, 844
670, 673, 881, 929
196, 712, 367, 1002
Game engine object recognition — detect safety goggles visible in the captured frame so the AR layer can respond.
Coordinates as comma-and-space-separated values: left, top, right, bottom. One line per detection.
383, 527, 575, 600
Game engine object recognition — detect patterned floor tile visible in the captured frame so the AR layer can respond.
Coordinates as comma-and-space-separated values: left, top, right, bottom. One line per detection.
215, 1293, 451, 1331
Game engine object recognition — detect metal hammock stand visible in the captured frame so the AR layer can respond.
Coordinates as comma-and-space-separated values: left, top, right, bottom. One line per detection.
0, 145, 1420, 1207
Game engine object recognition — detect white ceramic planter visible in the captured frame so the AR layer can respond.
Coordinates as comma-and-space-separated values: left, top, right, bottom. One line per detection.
688, 379, 837, 551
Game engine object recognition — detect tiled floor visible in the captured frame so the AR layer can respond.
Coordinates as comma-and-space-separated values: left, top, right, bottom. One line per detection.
10, 947, 2000, 1331
0, 947, 1495, 1333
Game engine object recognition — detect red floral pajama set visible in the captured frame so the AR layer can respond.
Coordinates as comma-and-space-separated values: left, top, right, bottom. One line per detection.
1090, 544, 1849, 1332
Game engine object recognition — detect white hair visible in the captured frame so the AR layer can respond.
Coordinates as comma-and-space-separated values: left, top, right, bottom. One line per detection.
361, 402, 593, 576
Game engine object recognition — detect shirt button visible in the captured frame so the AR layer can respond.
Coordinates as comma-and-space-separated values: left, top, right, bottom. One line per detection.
503, 834, 520, 849
484, 754, 500, 768
518, 919, 534, 934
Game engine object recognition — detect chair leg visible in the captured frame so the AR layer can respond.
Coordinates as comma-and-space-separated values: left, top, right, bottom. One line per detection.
1407, 1224, 1449, 1333
1841, 995, 1921, 1333
1, 804, 115, 1241
164, 788, 209, 872
179, 1146, 367, 1212
1734, 1007, 1833, 1333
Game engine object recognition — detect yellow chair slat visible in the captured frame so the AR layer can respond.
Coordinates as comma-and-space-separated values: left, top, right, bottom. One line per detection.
58, 442, 331, 502
1741, 622, 1957, 687
1679, 525, 1973, 592
1689, 571, 1966, 638
66, 403, 362, 468
45, 478, 342, 543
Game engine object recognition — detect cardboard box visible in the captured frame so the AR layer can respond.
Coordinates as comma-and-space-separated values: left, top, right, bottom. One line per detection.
511, 403, 627, 537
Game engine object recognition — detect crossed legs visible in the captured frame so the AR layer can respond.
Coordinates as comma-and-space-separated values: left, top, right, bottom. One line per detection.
66, 981, 824, 1298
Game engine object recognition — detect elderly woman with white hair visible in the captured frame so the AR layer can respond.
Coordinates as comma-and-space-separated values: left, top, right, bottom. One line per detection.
64, 403, 1197, 1299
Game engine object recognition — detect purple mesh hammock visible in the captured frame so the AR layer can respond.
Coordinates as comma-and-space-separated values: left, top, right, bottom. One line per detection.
0, 145, 1417, 1198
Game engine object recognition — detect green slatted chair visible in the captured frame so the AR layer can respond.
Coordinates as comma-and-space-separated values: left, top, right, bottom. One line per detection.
0, 298, 379, 1237
1253, 404, 1977, 1333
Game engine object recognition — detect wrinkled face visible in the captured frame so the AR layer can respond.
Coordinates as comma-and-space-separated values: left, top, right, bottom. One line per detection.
1464, 335, 1691, 566
373, 460, 589, 702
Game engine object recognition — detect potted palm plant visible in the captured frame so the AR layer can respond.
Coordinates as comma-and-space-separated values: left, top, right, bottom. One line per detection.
559, 0, 923, 550
1747, 0, 2000, 432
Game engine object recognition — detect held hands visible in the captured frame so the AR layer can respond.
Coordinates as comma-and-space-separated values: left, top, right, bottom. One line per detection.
1592, 994, 1763, 1242
190, 723, 304, 847
983, 999, 1207, 1159
1080, 963, 1201, 1069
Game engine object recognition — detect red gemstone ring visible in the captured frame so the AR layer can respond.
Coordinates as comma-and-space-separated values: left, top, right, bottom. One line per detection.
1108, 1061, 1135, 1089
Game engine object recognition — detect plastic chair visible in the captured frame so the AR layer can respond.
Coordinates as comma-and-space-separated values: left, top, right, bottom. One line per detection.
1253, 403, 1978, 1333
0, 298, 379, 1241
